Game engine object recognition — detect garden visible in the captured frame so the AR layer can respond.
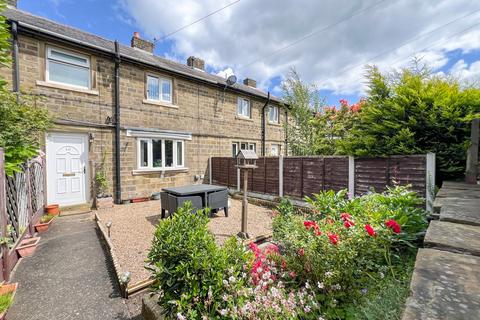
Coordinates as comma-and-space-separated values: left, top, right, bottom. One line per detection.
147, 185, 428, 319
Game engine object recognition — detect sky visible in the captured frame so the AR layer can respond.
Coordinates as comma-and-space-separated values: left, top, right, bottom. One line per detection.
17, 0, 480, 106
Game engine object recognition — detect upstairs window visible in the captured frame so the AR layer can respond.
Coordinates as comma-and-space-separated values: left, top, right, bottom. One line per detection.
46, 46, 90, 89
237, 98, 251, 118
268, 106, 279, 123
147, 75, 172, 103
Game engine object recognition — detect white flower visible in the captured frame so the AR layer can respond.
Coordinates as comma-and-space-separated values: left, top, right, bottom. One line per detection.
324, 271, 334, 278
305, 281, 310, 289
379, 272, 385, 279
317, 282, 324, 289
176, 313, 186, 320
220, 309, 228, 316
228, 276, 236, 283
222, 280, 229, 287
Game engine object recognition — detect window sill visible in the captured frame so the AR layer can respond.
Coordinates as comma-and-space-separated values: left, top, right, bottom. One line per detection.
236, 115, 254, 122
268, 121, 281, 126
36, 80, 99, 95
142, 99, 179, 109
132, 167, 189, 175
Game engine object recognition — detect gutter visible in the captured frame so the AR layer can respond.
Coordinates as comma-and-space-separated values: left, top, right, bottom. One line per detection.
261, 92, 271, 157
11, 20, 19, 95
114, 40, 121, 204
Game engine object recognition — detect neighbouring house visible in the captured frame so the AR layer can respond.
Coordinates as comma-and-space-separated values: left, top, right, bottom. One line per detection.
1, 2, 287, 206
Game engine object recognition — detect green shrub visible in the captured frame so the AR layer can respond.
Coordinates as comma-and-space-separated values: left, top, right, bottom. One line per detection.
147, 202, 251, 319
0, 292, 13, 313
40, 214, 55, 224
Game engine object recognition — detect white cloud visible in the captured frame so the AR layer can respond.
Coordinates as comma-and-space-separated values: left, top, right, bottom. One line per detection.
450, 59, 480, 85
117, 0, 480, 96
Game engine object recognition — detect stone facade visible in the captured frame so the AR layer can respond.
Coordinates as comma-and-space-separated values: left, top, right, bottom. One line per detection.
1, 32, 286, 203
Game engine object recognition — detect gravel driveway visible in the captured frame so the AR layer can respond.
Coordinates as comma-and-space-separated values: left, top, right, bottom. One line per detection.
97, 198, 273, 285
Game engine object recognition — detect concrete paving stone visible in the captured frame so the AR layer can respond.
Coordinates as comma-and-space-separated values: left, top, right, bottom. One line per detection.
7, 213, 138, 320
433, 197, 480, 213
442, 181, 480, 191
402, 248, 480, 320
440, 203, 480, 226
424, 220, 480, 256
435, 187, 480, 199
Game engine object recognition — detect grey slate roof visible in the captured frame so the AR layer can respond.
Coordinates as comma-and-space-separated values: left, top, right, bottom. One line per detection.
3, 7, 280, 102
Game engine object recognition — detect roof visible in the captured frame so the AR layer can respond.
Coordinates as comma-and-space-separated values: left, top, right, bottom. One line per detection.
236, 149, 258, 159
3, 7, 281, 103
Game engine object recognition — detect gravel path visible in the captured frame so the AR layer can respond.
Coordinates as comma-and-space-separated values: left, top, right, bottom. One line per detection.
97, 198, 272, 285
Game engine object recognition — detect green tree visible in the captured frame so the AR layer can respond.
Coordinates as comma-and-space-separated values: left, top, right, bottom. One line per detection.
338, 64, 477, 182
0, 1, 52, 175
282, 68, 322, 156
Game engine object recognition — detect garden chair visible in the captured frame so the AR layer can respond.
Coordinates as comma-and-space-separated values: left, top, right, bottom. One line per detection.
207, 189, 228, 217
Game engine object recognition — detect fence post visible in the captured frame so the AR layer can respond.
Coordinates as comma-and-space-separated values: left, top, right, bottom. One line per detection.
237, 167, 240, 192
426, 153, 436, 212
208, 157, 212, 184
466, 119, 479, 183
279, 155, 284, 197
348, 156, 355, 199
0, 148, 9, 281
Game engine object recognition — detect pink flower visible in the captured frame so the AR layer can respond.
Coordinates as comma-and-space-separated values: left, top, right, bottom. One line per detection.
265, 243, 280, 255
385, 219, 401, 234
343, 220, 355, 229
364, 224, 376, 237
339, 99, 348, 106
298, 248, 305, 256
340, 213, 352, 221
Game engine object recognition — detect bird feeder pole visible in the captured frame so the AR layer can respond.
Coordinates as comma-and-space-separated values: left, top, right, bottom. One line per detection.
235, 149, 258, 239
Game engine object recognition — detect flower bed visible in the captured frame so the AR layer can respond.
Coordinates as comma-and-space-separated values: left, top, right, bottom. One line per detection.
147, 186, 427, 319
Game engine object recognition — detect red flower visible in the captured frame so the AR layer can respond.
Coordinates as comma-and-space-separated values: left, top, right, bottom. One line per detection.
298, 248, 305, 256
364, 224, 376, 237
327, 232, 339, 245
304, 220, 322, 236
281, 259, 287, 269
326, 218, 334, 225
339, 99, 348, 106
340, 213, 352, 221
289, 271, 297, 278
386, 219, 401, 234
344, 220, 355, 228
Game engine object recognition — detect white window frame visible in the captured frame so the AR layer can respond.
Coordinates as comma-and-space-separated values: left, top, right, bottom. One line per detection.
248, 143, 256, 152
270, 144, 280, 156
232, 142, 238, 158
237, 97, 251, 118
137, 138, 185, 171
268, 106, 279, 124
146, 74, 173, 103
46, 46, 91, 89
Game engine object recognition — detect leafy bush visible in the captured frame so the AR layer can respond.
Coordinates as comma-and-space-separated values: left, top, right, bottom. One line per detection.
273, 186, 427, 319
147, 203, 252, 319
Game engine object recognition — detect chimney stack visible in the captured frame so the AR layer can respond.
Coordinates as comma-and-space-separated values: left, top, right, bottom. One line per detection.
130, 32, 154, 53
243, 78, 256, 88
187, 56, 205, 71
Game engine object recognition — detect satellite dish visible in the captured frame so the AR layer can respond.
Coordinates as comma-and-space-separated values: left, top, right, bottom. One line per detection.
226, 74, 237, 86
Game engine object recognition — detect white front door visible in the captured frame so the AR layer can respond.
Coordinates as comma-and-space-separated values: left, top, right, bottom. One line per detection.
46, 133, 88, 206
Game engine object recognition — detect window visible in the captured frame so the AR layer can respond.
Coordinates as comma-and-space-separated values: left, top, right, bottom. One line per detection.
233, 141, 256, 156
46, 46, 90, 89
237, 98, 251, 118
147, 75, 172, 103
268, 106, 279, 123
232, 143, 238, 158
137, 139, 184, 170
270, 144, 281, 156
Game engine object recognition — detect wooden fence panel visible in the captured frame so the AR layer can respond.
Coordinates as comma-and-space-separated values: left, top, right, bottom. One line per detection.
388, 155, 426, 197
227, 158, 237, 189
265, 158, 279, 195
324, 157, 349, 192
252, 158, 266, 193
211, 157, 229, 186
355, 158, 389, 195
283, 157, 303, 197
302, 157, 324, 197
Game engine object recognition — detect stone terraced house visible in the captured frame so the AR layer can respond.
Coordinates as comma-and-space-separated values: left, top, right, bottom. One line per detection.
1, 2, 287, 206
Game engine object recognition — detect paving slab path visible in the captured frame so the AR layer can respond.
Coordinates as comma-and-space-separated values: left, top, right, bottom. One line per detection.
403, 181, 480, 320
7, 212, 140, 320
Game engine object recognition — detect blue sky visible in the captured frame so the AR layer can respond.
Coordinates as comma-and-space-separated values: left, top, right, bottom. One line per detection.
18, 0, 480, 107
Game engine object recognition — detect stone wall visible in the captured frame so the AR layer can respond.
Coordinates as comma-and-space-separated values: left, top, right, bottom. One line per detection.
0, 33, 286, 201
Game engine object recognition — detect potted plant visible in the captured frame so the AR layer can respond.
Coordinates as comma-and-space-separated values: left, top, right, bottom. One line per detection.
94, 150, 113, 209
16, 236, 40, 258
0, 282, 18, 320
45, 204, 60, 215
34, 214, 55, 233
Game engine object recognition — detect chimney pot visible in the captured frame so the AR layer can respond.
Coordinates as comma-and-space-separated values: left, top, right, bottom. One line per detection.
243, 78, 256, 88
131, 32, 154, 53
187, 56, 205, 71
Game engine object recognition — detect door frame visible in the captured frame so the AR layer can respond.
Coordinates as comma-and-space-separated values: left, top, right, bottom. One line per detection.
45, 132, 90, 206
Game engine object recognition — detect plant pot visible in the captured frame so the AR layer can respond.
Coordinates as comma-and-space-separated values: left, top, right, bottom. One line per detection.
34, 217, 53, 233
0, 282, 18, 320
95, 196, 114, 210
16, 237, 40, 258
131, 197, 149, 203
45, 204, 60, 215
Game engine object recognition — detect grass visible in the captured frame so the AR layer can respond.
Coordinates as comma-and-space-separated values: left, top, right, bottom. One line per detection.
40, 214, 55, 223
346, 249, 417, 320
0, 292, 13, 313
